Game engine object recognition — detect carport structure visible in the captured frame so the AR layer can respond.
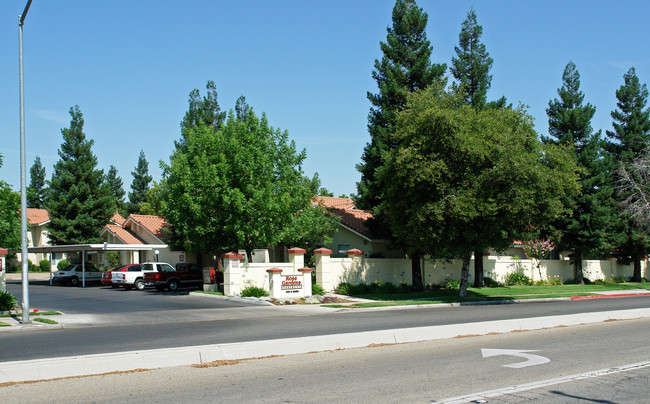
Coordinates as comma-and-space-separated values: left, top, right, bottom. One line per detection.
19, 243, 167, 287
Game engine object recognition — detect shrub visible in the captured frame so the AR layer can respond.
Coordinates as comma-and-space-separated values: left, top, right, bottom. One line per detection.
311, 282, 326, 296
483, 277, 500, 287
334, 282, 353, 296
57, 260, 69, 271
0, 291, 17, 311
240, 285, 269, 298
505, 269, 532, 286
444, 277, 460, 290
27, 260, 39, 272
7, 261, 21, 273
39, 259, 51, 273
106, 251, 120, 268
398, 281, 412, 293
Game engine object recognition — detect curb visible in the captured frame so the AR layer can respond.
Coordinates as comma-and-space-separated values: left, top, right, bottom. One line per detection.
2, 307, 649, 384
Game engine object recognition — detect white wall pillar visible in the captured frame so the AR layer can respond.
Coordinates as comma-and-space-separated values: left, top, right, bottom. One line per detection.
222, 252, 244, 296
287, 247, 306, 271
314, 248, 333, 292
0, 248, 7, 293
299, 268, 313, 296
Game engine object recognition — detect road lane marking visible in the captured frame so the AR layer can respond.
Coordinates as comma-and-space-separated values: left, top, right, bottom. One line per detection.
432, 361, 650, 403
481, 348, 550, 368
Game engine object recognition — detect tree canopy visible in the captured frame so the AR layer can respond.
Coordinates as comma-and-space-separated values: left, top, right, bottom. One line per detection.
127, 150, 153, 214
0, 156, 20, 249
545, 62, 619, 283
377, 83, 579, 296
357, 0, 445, 212
450, 8, 493, 109
27, 156, 47, 209
45, 106, 113, 245
607, 67, 650, 281
106, 165, 126, 214
162, 97, 316, 258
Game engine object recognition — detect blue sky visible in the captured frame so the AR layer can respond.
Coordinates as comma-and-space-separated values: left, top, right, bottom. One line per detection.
1, 1, 649, 199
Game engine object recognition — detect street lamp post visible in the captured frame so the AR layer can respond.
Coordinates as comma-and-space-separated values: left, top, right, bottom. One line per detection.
19, 0, 33, 324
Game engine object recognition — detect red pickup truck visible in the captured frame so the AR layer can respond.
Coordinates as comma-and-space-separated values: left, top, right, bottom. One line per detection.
143, 263, 204, 292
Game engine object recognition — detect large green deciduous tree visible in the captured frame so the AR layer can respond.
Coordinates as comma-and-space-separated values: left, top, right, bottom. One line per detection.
127, 150, 153, 215
378, 84, 579, 297
45, 106, 114, 245
27, 155, 47, 209
162, 100, 311, 259
357, 0, 445, 289
545, 62, 619, 283
0, 156, 20, 249
606, 67, 650, 282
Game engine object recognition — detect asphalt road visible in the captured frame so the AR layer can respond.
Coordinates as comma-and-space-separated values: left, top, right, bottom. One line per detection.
3, 317, 649, 403
6, 279, 250, 313
2, 280, 650, 363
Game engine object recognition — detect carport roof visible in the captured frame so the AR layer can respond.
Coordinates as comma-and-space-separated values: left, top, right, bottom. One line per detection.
12, 243, 167, 254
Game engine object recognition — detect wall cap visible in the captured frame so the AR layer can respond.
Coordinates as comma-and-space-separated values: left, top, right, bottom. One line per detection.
0, 248, 8, 255
346, 248, 364, 256
266, 268, 283, 273
298, 268, 314, 273
287, 247, 307, 254
221, 252, 243, 259
313, 248, 333, 255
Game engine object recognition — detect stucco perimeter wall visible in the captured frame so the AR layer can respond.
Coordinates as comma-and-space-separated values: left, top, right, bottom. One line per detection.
315, 254, 649, 292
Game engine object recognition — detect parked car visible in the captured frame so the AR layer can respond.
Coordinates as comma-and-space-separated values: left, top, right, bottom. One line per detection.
112, 262, 171, 290
101, 265, 124, 287
101, 264, 142, 288
53, 263, 101, 286
144, 262, 204, 292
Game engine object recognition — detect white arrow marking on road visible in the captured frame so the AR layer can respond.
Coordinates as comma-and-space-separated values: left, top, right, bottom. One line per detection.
481, 349, 550, 368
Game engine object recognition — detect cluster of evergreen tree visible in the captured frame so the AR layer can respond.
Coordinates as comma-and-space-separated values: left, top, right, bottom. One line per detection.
357, 0, 650, 291
26, 107, 157, 245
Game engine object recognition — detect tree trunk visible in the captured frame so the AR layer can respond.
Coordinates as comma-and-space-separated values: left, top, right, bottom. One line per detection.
411, 251, 423, 291
633, 253, 642, 282
574, 249, 584, 285
473, 249, 485, 288
458, 250, 472, 297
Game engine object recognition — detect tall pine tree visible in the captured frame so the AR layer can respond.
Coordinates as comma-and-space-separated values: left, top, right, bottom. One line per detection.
127, 150, 153, 215
106, 165, 126, 214
545, 62, 618, 283
450, 8, 499, 287
450, 8, 493, 109
177, 80, 226, 150
356, 0, 445, 290
606, 67, 650, 282
46, 106, 113, 244
27, 156, 47, 209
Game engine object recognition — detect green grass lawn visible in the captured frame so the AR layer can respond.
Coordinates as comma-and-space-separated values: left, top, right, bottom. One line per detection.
325, 283, 650, 308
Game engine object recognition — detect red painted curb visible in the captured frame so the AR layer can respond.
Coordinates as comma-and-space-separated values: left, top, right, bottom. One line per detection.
570, 293, 650, 300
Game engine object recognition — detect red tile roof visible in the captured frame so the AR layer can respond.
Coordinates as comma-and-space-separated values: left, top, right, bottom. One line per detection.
101, 224, 145, 245
126, 214, 170, 241
313, 196, 373, 239
313, 196, 355, 210
26, 208, 50, 225
111, 211, 126, 226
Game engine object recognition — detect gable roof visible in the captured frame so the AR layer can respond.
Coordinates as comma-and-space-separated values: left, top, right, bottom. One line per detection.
111, 211, 126, 226
313, 196, 373, 240
100, 224, 145, 245
26, 208, 50, 226
124, 214, 170, 242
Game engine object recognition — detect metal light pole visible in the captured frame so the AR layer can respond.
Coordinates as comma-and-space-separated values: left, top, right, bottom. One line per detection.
19, 0, 33, 324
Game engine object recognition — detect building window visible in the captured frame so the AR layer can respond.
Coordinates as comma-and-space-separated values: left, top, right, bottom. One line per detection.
337, 244, 351, 258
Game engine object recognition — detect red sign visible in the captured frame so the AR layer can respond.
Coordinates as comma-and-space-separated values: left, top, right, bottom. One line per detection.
281, 275, 302, 290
